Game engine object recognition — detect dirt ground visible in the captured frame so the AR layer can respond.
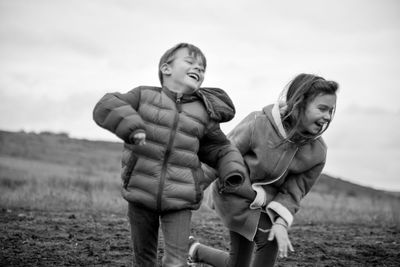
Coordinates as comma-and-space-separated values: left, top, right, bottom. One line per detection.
1, 207, 399, 267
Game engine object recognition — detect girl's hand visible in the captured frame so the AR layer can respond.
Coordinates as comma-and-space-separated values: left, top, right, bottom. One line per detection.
133, 132, 146, 146
268, 220, 294, 258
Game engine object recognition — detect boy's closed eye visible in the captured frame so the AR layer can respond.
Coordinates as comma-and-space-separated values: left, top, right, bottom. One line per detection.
185, 57, 205, 71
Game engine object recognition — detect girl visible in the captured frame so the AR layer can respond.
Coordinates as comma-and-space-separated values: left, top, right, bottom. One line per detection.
188, 73, 339, 267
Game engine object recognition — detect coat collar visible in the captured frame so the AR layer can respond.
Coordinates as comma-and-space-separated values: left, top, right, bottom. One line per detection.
271, 101, 324, 143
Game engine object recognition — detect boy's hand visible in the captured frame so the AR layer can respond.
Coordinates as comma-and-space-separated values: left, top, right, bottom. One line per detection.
133, 132, 146, 146
268, 219, 294, 258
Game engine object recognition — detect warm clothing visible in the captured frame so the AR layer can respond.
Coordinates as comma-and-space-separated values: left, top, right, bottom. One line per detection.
128, 203, 192, 267
209, 103, 326, 241
195, 213, 278, 267
93, 86, 246, 212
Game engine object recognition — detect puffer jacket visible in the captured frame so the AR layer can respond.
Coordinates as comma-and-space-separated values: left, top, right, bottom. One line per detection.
93, 86, 246, 212
208, 103, 326, 241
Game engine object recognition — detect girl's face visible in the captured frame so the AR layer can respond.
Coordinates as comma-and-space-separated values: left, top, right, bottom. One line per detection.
300, 93, 337, 135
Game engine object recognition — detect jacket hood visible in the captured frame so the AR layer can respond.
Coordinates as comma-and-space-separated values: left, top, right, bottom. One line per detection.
196, 87, 236, 122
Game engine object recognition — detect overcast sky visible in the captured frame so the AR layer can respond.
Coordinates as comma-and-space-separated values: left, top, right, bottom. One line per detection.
1, 0, 399, 191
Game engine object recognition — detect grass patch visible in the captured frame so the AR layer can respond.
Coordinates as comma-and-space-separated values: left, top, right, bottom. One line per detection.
0, 155, 125, 212
0, 130, 399, 228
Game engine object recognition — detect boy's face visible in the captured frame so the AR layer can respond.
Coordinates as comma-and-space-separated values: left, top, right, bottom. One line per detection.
162, 48, 205, 92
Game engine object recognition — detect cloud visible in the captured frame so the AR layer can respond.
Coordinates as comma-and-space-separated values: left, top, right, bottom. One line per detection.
1, 0, 400, 190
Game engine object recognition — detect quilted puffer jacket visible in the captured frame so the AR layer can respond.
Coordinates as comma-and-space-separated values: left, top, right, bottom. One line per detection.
93, 86, 246, 212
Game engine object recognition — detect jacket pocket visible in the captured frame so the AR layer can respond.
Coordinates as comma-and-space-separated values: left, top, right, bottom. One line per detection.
121, 152, 138, 189
192, 167, 204, 203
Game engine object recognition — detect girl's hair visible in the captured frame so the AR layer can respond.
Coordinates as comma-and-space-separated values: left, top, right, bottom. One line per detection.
158, 43, 207, 85
281, 73, 339, 145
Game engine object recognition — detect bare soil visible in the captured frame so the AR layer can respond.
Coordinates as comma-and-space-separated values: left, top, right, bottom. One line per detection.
1, 207, 399, 267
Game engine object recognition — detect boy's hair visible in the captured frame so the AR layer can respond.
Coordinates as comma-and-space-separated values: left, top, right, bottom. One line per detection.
158, 43, 207, 85
281, 73, 339, 144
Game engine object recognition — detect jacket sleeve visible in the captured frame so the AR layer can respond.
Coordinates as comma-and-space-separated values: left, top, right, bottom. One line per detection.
198, 122, 247, 191
92, 87, 146, 143
227, 112, 257, 155
265, 162, 325, 227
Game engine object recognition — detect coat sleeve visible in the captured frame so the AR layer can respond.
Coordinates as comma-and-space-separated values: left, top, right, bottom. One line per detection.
198, 122, 247, 191
227, 112, 257, 155
265, 161, 325, 227
92, 87, 146, 143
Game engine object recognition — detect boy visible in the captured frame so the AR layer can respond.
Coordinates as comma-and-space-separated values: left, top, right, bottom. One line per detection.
92, 43, 246, 266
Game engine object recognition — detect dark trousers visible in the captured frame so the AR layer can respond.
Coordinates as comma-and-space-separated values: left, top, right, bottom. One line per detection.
196, 212, 279, 267
127, 202, 192, 267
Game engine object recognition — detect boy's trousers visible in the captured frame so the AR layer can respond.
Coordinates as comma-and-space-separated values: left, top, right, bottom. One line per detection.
128, 202, 192, 267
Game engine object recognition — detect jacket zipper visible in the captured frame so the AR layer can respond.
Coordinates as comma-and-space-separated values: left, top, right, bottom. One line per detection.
176, 93, 182, 112
252, 146, 299, 187
157, 93, 182, 211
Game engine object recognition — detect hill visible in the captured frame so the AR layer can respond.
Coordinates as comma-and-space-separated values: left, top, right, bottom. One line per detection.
0, 129, 397, 198
0, 128, 399, 223
0, 130, 122, 172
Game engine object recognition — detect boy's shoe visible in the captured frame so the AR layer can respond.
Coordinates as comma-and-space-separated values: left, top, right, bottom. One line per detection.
187, 236, 200, 265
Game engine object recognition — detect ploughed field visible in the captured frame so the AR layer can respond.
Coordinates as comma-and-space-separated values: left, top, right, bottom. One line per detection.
1, 207, 399, 266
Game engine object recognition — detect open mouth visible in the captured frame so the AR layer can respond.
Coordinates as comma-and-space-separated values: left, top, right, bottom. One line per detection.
187, 73, 200, 81
314, 121, 327, 130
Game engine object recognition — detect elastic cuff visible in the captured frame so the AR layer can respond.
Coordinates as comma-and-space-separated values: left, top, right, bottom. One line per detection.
219, 172, 244, 193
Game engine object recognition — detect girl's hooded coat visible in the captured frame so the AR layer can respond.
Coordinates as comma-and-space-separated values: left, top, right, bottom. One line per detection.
207, 103, 327, 241
93, 86, 246, 212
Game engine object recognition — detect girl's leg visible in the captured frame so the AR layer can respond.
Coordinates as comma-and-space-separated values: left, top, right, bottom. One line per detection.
251, 213, 279, 267
127, 202, 159, 267
195, 230, 254, 267
194, 243, 229, 267
161, 209, 192, 267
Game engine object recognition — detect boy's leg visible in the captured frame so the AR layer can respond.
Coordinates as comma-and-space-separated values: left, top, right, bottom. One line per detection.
251, 212, 279, 267
195, 230, 254, 267
127, 202, 159, 267
160, 209, 192, 267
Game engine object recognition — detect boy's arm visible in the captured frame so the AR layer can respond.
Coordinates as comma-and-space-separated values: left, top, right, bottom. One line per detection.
264, 162, 325, 227
92, 87, 146, 143
198, 122, 247, 191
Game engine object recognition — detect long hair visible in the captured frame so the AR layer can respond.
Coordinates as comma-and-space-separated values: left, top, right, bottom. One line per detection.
280, 73, 339, 145
158, 43, 207, 85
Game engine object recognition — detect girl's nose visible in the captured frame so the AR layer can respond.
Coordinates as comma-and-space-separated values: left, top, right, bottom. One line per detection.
323, 112, 331, 121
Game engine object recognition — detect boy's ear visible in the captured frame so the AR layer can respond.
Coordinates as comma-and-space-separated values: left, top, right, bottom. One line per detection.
160, 63, 172, 76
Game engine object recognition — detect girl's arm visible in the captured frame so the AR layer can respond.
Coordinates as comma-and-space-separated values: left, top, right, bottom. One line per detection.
92, 87, 146, 143
265, 162, 325, 227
